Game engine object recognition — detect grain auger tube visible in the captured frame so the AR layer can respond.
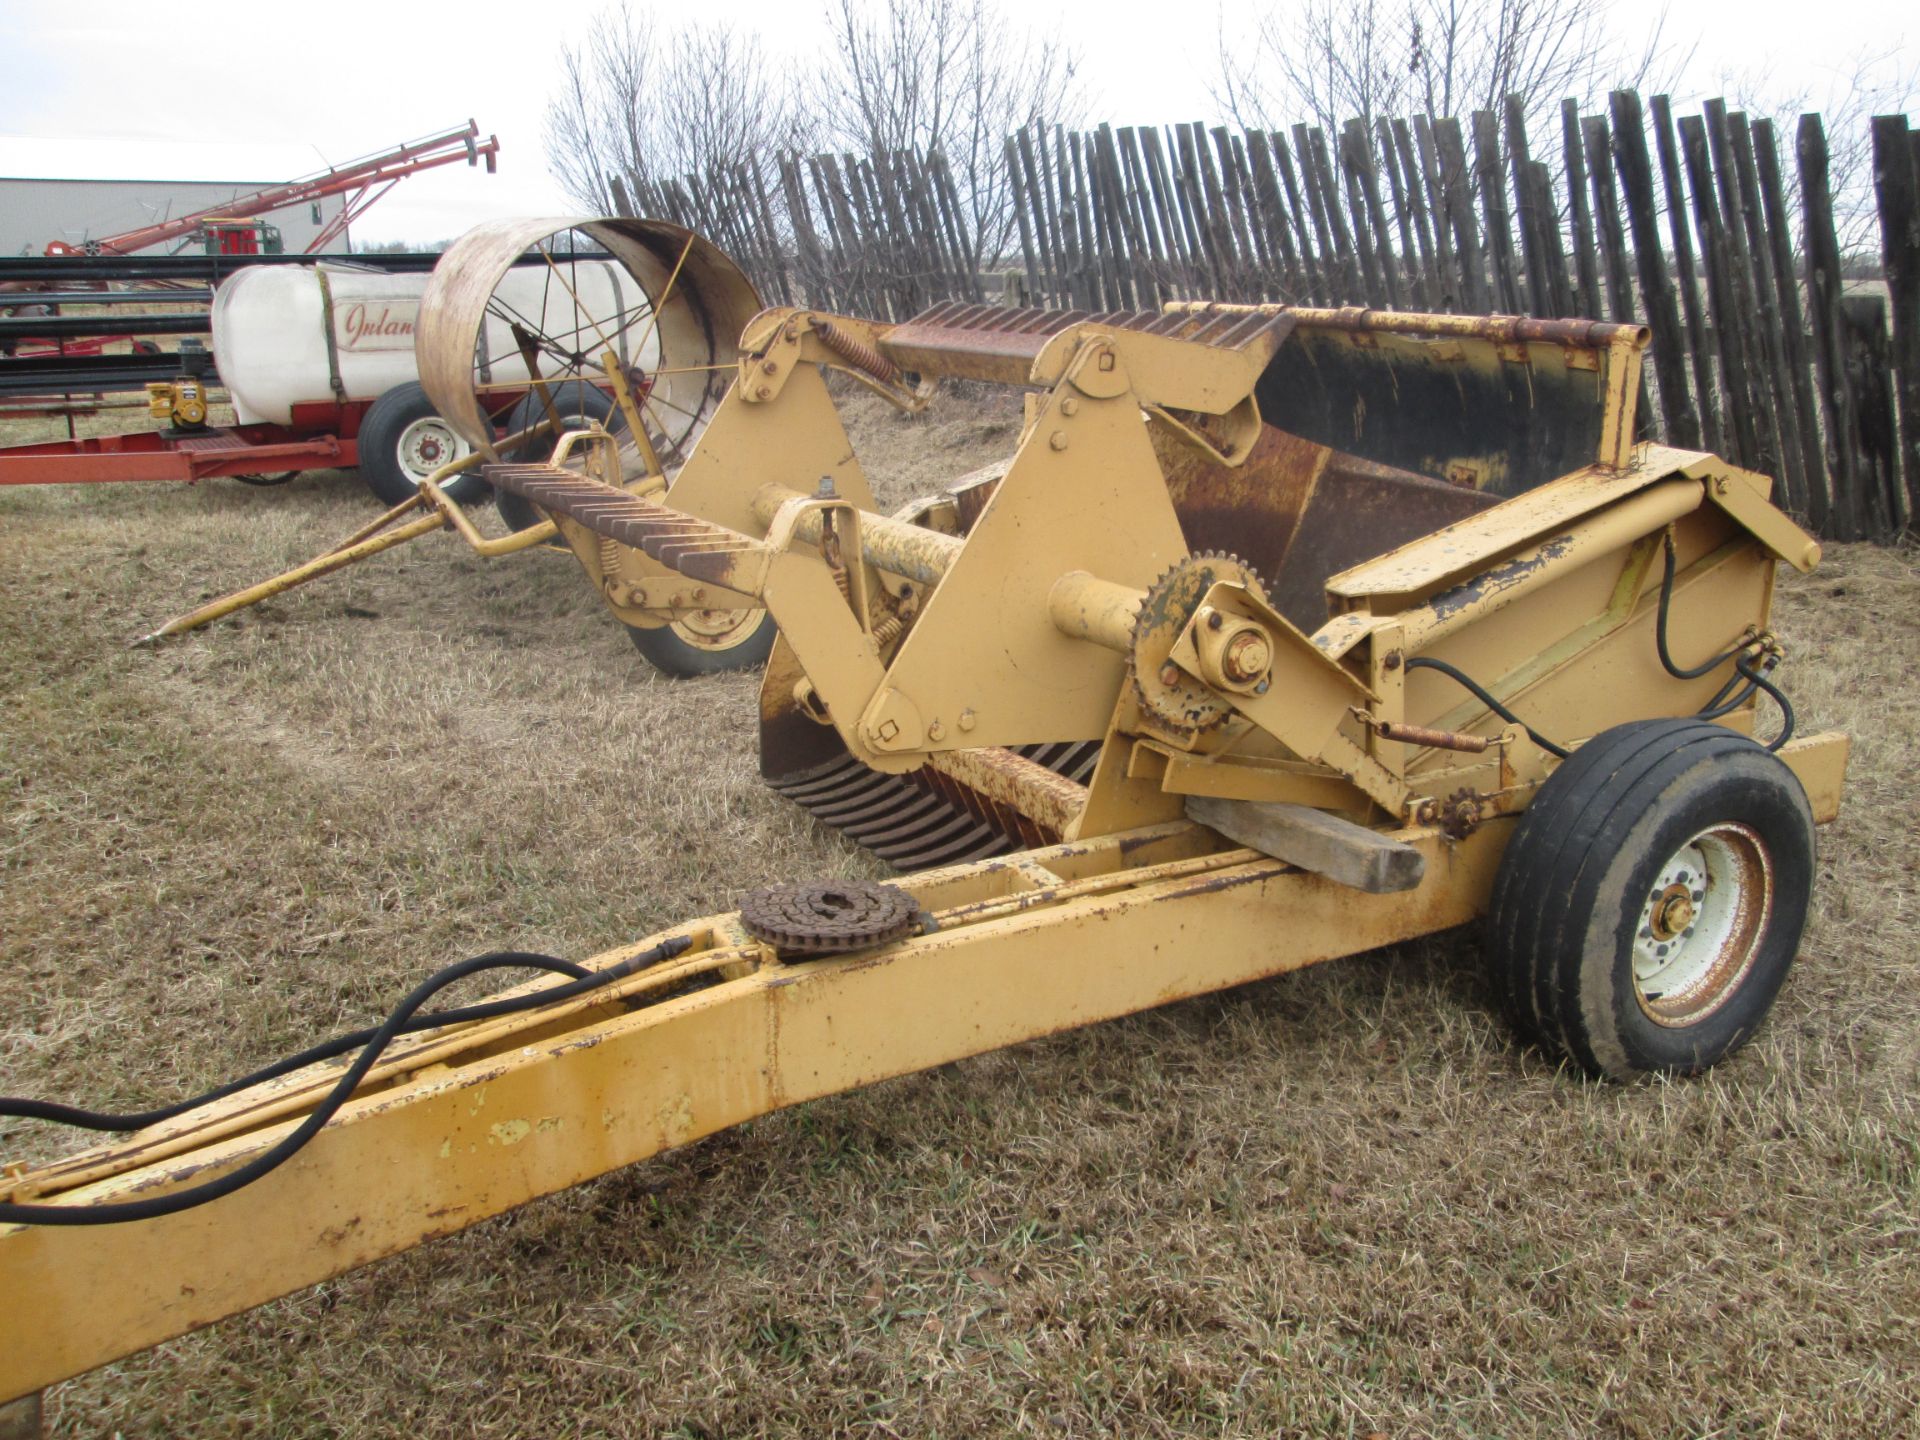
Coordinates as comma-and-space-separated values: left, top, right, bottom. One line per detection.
0, 297, 1849, 1420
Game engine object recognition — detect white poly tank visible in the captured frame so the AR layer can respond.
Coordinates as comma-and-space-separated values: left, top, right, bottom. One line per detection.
212, 260, 657, 427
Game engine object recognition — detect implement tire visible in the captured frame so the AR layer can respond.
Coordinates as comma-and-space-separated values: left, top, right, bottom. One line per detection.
358, 382, 485, 507
1485, 718, 1815, 1081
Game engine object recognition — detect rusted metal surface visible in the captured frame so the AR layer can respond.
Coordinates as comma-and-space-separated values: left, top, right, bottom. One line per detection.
1374, 721, 1493, 753
813, 320, 902, 384
1147, 421, 1496, 634
1161, 301, 1648, 495
1129, 553, 1271, 737
764, 740, 1100, 870
486, 461, 761, 590
1176, 302, 1650, 349
925, 746, 1090, 838
416, 218, 761, 458
748, 483, 964, 586
739, 881, 921, 955
879, 301, 1291, 387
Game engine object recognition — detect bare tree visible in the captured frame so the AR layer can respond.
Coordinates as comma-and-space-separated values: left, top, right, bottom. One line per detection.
1724, 45, 1920, 258
1217, 0, 1688, 140
822, 0, 1084, 263
545, 3, 813, 213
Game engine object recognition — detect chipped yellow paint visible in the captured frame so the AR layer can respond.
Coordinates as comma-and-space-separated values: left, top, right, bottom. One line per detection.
488, 1119, 531, 1148
659, 1095, 694, 1145
436, 1139, 451, 1161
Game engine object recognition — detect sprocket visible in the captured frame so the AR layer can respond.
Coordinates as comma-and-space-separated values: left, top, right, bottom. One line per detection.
1129, 551, 1273, 737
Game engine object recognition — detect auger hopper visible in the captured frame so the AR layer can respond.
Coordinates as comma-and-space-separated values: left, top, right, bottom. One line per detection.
0, 287, 1849, 1423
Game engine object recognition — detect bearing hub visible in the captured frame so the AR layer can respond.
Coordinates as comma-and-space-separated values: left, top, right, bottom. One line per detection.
739, 880, 921, 956
1130, 552, 1271, 737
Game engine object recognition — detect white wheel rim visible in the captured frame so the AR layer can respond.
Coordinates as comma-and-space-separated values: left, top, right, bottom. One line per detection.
1632, 821, 1773, 1027
396, 415, 471, 482
670, 608, 763, 651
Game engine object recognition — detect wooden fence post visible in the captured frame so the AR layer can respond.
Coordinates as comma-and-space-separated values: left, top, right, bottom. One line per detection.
1871, 114, 1920, 531
1649, 94, 1723, 455
1611, 90, 1701, 447
1799, 114, 1865, 540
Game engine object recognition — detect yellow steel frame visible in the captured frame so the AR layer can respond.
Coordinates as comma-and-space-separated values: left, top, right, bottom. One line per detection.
0, 731, 1847, 1406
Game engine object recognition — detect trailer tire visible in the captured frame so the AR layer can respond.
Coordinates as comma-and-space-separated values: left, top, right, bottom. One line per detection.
493, 382, 626, 534
1484, 718, 1814, 1081
358, 382, 486, 507
625, 611, 775, 677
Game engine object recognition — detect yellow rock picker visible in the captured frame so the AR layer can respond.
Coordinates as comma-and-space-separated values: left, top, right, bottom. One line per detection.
0, 227, 1848, 1422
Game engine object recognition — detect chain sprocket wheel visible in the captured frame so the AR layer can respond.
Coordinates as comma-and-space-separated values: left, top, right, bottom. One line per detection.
739, 880, 921, 957
1130, 551, 1272, 737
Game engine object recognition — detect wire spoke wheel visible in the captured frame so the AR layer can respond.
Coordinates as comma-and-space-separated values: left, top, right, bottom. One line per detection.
418, 218, 762, 478
417, 219, 777, 678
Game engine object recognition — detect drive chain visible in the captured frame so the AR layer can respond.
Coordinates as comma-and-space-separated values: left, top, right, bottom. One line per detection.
739, 880, 922, 957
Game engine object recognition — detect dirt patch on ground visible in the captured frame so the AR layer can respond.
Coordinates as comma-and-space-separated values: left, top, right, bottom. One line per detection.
1, 393, 1916, 1437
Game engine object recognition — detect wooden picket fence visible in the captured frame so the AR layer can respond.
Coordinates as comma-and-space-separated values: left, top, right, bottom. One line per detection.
624, 92, 1920, 545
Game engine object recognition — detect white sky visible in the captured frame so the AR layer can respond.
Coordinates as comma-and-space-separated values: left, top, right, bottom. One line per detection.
0, 0, 1910, 246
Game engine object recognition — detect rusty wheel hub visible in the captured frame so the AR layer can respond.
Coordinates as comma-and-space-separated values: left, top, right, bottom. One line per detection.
739, 880, 921, 957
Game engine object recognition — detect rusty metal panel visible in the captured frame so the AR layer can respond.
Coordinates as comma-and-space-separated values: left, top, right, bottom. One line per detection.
1255, 327, 1615, 495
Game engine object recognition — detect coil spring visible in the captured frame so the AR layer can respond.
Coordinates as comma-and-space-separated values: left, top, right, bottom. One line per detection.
815, 322, 900, 385
598, 534, 622, 578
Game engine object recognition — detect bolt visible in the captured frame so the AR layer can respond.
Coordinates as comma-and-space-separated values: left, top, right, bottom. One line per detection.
958, 707, 977, 732
756, 385, 772, 400
1059, 397, 1079, 416
1221, 629, 1272, 684
1207, 610, 1224, 630
817, 474, 837, 498
692, 587, 706, 602
1383, 651, 1402, 671
1049, 430, 1069, 451
1158, 663, 1181, 687
762, 360, 779, 375
1254, 678, 1270, 694
927, 719, 946, 741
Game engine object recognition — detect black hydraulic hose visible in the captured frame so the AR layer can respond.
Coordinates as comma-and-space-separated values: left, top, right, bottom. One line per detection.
1656, 533, 1757, 680
0, 936, 692, 1227
1656, 533, 1796, 748
1403, 656, 1570, 758
2, 951, 595, 1135
1735, 656, 1796, 752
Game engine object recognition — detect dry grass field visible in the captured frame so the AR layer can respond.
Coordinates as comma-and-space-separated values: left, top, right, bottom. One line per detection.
2, 393, 1917, 1438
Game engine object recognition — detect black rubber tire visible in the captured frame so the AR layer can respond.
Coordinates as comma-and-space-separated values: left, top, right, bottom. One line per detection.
1484, 718, 1815, 1081
357, 382, 487, 507
494, 382, 625, 534
625, 612, 776, 677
